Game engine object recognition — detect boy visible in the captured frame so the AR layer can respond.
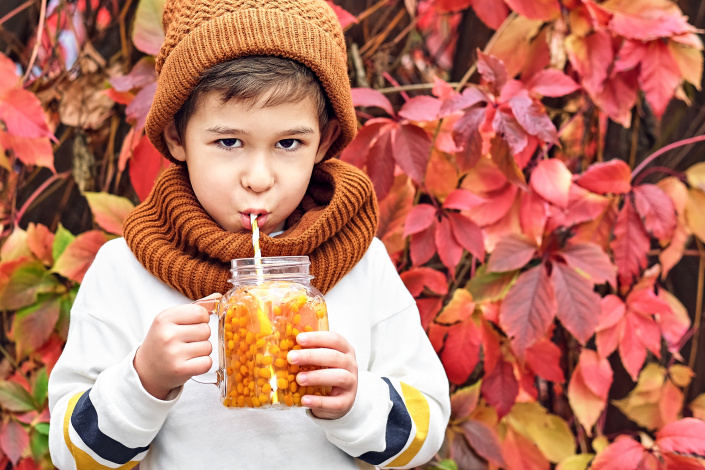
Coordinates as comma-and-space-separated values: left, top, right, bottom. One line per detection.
48, 0, 450, 468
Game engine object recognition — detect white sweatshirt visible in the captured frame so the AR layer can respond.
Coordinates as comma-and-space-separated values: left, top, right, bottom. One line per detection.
48, 238, 450, 469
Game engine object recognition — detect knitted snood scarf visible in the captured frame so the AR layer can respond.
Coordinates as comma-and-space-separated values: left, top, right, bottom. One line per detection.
123, 159, 378, 300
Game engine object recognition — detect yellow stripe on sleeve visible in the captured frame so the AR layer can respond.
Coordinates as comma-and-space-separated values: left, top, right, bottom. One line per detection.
63, 391, 140, 470
387, 382, 431, 467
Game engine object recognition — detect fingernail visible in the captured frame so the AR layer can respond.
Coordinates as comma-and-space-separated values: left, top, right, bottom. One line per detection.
288, 351, 299, 363
296, 333, 307, 344
297, 372, 307, 384
301, 396, 312, 406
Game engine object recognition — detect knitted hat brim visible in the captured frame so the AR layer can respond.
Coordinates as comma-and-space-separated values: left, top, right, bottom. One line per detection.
146, 9, 357, 164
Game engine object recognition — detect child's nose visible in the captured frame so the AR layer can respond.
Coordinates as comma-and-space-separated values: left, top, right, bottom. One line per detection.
241, 156, 275, 193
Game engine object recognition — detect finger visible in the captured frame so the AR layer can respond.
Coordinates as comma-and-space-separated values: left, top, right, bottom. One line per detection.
294, 331, 352, 353
179, 339, 212, 359
288, 348, 353, 370
296, 368, 355, 389
192, 293, 222, 313
180, 322, 212, 343
163, 304, 212, 325
182, 355, 213, 377
301, 394, 351, 418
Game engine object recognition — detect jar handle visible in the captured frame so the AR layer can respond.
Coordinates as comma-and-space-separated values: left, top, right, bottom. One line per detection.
189, 294, 222, 387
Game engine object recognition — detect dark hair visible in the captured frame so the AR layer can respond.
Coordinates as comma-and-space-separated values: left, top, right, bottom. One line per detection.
173, 56, 332, 139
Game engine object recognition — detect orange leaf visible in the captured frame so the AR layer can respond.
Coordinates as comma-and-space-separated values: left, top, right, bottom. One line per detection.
525, 338, 564, 383
51, 230, 109, 283
638, 40, 682, 119
400, 267, 448, 297
436, 288, 474, 324
0, 131, 54, 172
84, 192, 135, 236
441, 319, 482, 384
26, 223, 54, 266
567, 349, 612, 435
377, 175, 414, 256
501, 426, 550, 470
576, 160, 632, 195
503, 0, 560, 21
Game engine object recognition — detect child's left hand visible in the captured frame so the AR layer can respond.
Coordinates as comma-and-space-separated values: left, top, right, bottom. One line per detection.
288, 331, 357, 420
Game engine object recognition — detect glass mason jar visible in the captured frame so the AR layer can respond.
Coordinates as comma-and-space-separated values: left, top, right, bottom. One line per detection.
217, 256, 329, 408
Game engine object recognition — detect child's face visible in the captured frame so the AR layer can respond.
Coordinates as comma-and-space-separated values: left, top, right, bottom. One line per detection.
164, 90, 338, 235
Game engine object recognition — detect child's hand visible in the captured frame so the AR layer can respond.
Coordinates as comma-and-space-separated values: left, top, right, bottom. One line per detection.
288, 331, 358, 420
134, 294, 220, 400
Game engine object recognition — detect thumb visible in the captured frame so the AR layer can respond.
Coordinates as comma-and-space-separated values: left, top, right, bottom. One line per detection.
192, 293, 222, 313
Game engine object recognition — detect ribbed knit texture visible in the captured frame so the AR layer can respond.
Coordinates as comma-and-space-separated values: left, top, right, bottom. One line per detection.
123, 160, 379, 299
146, 0, 357, 163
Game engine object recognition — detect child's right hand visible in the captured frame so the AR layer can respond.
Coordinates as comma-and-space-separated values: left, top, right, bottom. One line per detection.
133, 295, 219, 400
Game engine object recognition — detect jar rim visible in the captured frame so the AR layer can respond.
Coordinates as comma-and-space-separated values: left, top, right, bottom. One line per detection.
230, 256, 310, 269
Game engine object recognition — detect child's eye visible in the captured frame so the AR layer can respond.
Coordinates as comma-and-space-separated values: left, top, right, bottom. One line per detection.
217, 138, 242, 149
276, 139, 301, 151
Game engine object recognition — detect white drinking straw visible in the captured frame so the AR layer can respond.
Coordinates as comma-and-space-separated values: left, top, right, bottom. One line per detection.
250, 213, 263, 283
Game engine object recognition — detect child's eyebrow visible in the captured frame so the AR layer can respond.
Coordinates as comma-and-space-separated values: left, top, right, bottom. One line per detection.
204, 126, 315, 136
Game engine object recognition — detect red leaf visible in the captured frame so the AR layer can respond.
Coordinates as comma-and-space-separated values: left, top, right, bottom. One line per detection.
427, 323, 447, 352
560, 242, 617, 288
51, 230, 109, 283
417, 297, 443, 330
656, 418, 705, 455
340, 120, 390, 168
448, 213, 485, 261
400, 267, 448, 297
566, 30, 614, 96
466, 183, 519, 227
26, 223, 54, 266
398, 96, 442, 122
436, 217, 464, 273
377, 175, 415, 255
481, 318, 501, 374
593, 70, 640, 128
491, 110, 529, 158
591, 436, 646, 470
442, 87, 487, 116
108, 57, 157, 92
639, 40, 682, 119
508, 95, 559, 145
125, 81, 157, 130
552, 263, 600, 344
0, 132, 54, 171
452, 107, 485, 172
0, 53, 19, 91
477, 50, 508, 93
432, 77, 456, 101
325, 1, 357, 28
11, 296, 61, 359
620, 313, 648, 381
520, 189, 548, 246
403, 204, 437, 236
605, 1, 697, 41
461, 420, 506, 467
481, 359, 518, 417
434, 0, 474, 13
526, 69, 581, 97
525, 338, 565, 383
391, 123, 432, 185
443, 189, 486, 211
530, 159, 571, 208
410, 225, 436, 266
451, 382, 481, 419
129, 134, 171, 202
611, 198, 650, 287
499, 264, 556, 357
487, 233, 536, 272
351, 88, 395, 117
469, 0, 510, 30
633, 184, 677, 240
627, 288, 673, 317
441, 320, 482, 384
579, 349, 613, 399
0, 420, 29, 465
0, 88, 54, 140
663, 453, 705, 470
501, 426, 550, 470
503, 0, 561, 21
596, 295, 626, 354
630, 310, 662, 357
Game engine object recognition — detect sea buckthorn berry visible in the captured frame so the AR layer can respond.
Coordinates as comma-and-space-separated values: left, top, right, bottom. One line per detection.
226, 367, 233, 376
284, 395, 294, 406
262, 383, 271, 394
262, 355, 273, 366
251, 397, 261, 407
256, 338, 265, 348
292, 314, 301, 325
256, 353, 264, 364
224, 323, 233, 332
274, 358, 287, 368
290, 382, 297, 393
292, 328, 300, 337
269, 344, 280, 355
259, 394, 268, 405
304, 326, 313, 332
259, 368, 271, 379
277, 378, 288, 389
240, 365, 248, 375
246, 332, 254, 344
227, 340, 235, 350
237, 383, 244, 394
273, 305, 282, 316
237, 396, 245, 407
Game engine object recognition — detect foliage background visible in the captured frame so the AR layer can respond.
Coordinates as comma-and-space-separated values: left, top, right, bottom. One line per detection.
0, 0, 705, 468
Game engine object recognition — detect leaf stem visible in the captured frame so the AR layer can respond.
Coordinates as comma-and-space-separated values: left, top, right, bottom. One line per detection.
687, 238, 704, 373
22, 0, 48, 83
13, 171, 71, 226
0, 0, 34, 26
631, 134, 705, 179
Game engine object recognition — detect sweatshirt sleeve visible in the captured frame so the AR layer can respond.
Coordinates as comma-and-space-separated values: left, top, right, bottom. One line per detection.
48, 241, 181, 469
311, 240, 451, 468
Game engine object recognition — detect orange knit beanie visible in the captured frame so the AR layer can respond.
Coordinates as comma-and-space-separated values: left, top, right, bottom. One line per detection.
146, 0, 357, 163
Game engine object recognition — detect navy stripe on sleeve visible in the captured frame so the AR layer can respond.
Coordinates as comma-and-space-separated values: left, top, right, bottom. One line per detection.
71, 389, 150, 464
357, 377, 413, 466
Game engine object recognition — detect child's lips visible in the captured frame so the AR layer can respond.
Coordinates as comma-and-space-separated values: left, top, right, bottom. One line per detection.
240, 212, 269, 231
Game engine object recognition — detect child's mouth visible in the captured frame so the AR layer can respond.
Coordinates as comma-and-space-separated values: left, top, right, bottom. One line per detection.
240, 211, 269, 230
